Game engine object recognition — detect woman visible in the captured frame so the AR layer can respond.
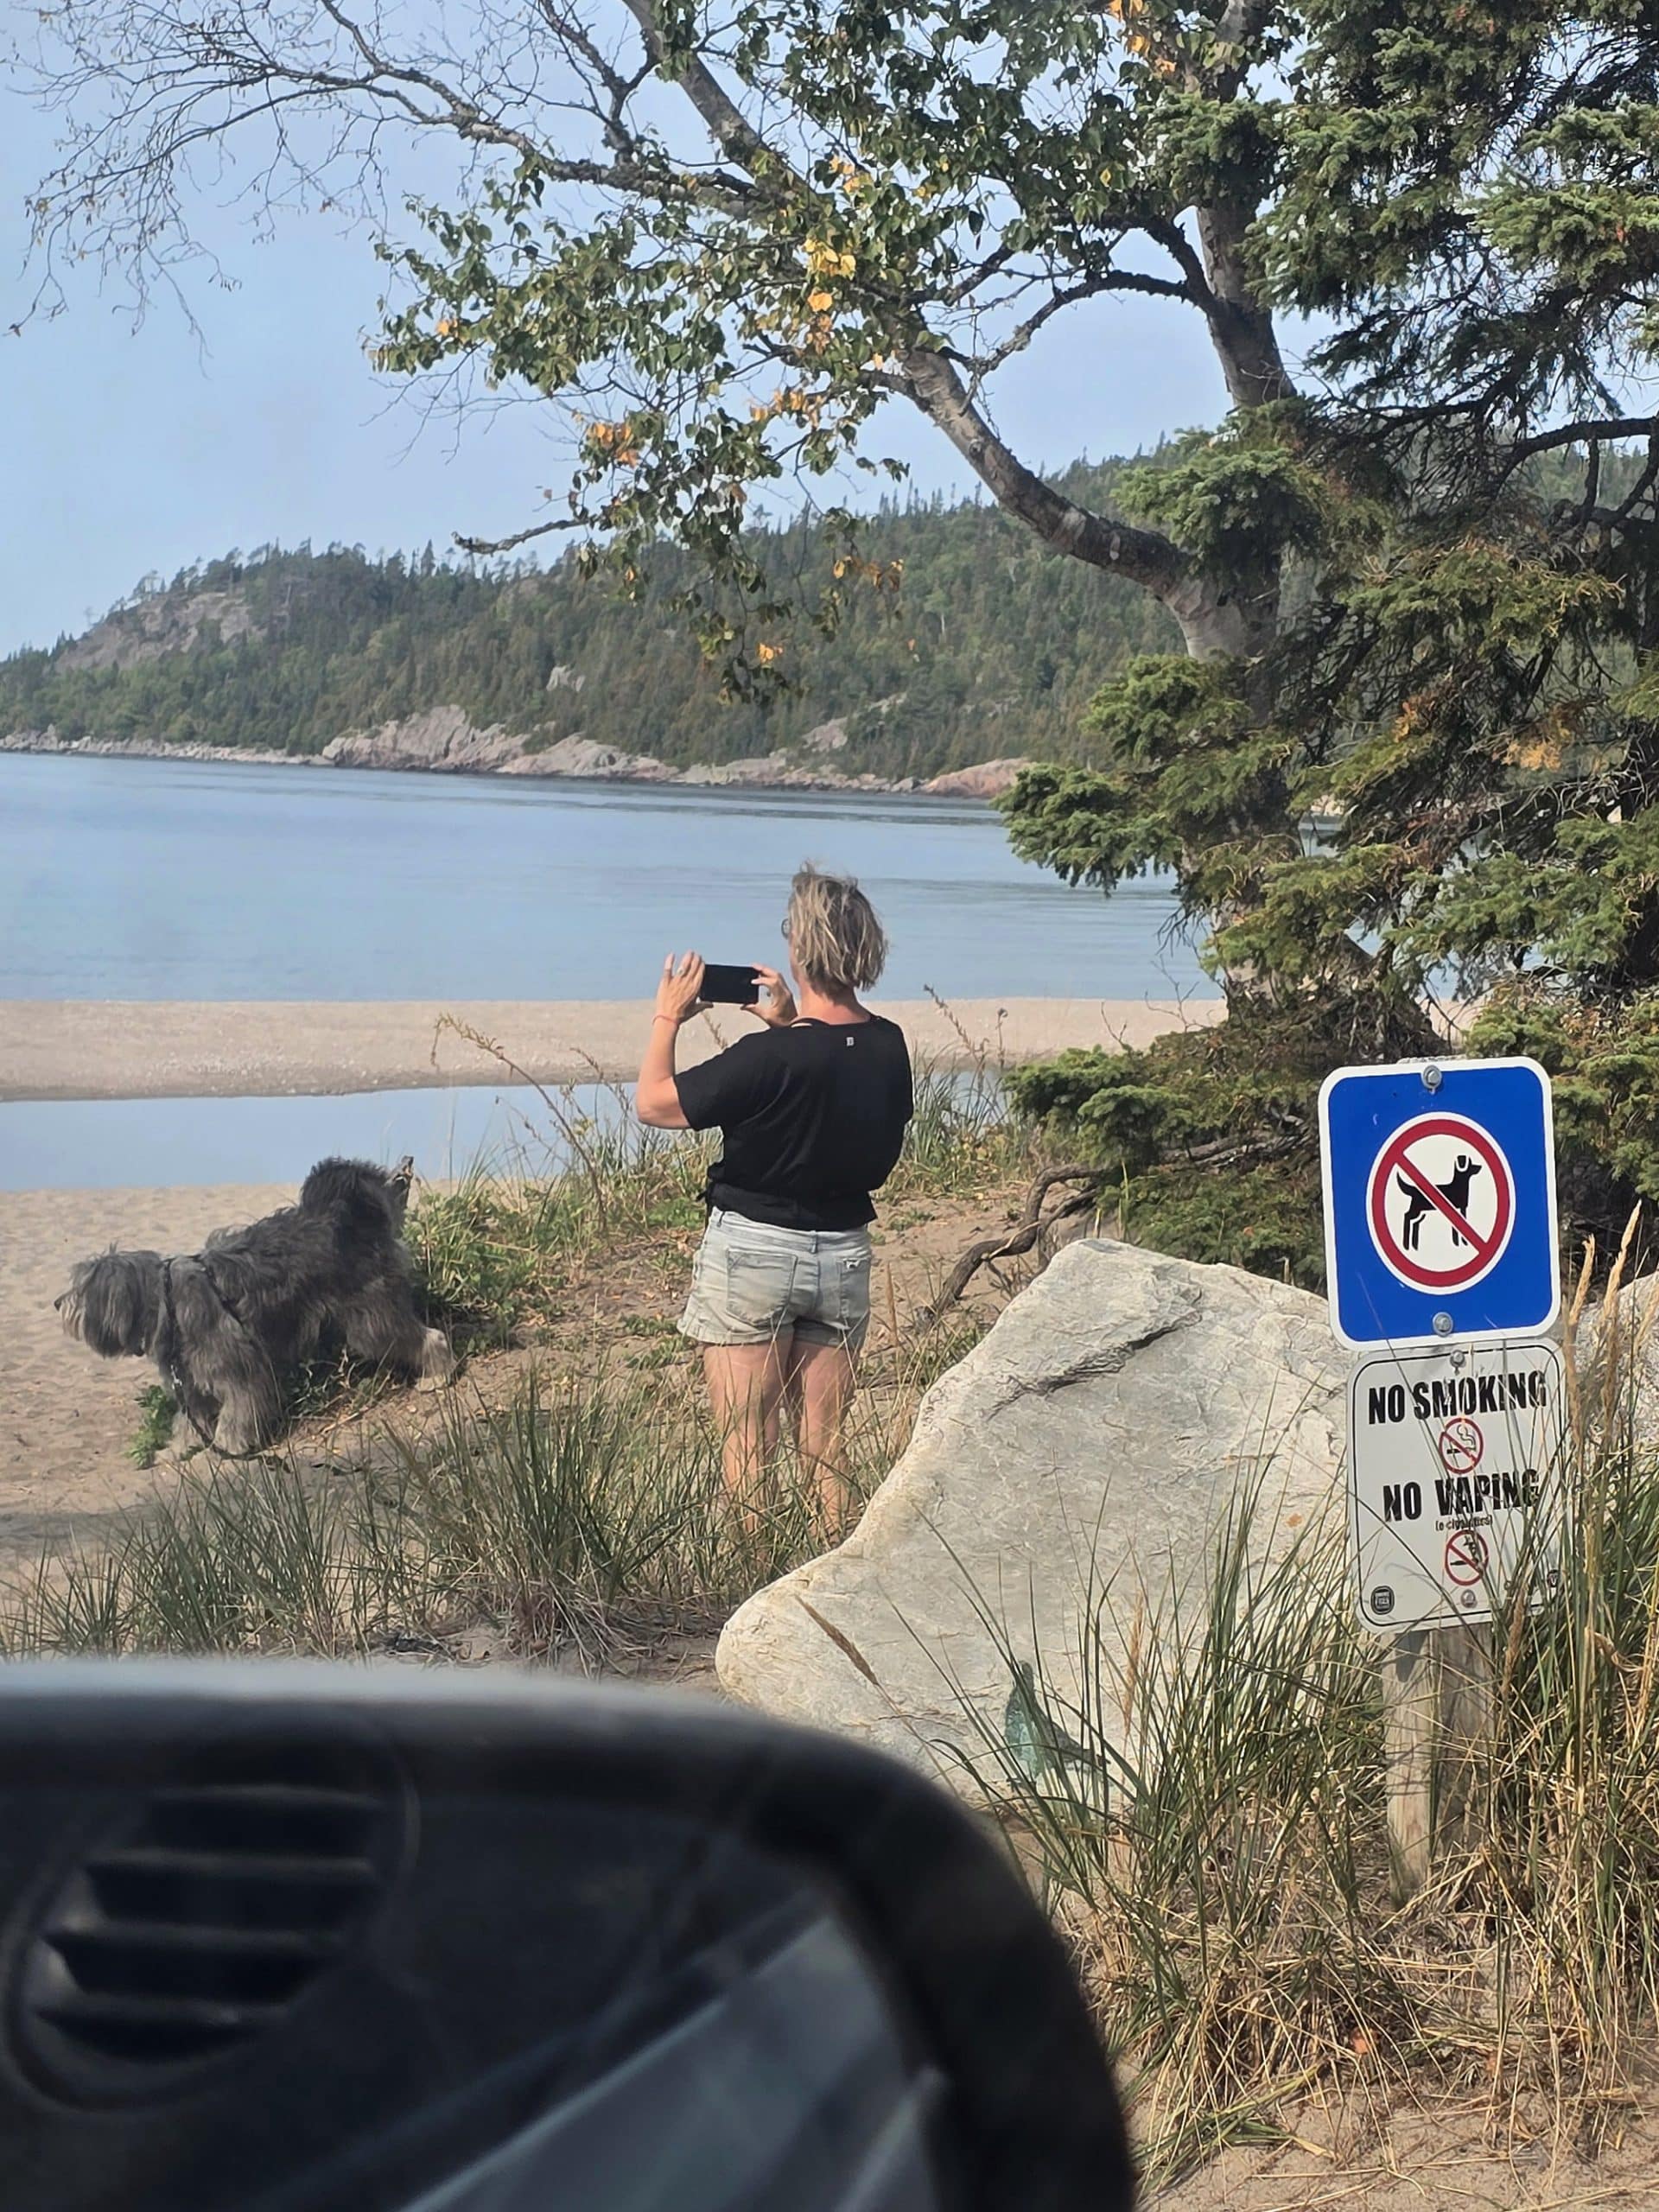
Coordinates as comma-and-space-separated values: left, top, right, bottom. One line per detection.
635, 865, 912, 1529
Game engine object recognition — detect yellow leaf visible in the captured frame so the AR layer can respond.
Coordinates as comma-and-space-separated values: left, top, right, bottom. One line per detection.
808, 288, 834, 312
756, 641, 783, 664
1508, 734, 1565, 772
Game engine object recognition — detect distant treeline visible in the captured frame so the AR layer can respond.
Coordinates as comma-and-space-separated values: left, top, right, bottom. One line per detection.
0, 459, 1178, 780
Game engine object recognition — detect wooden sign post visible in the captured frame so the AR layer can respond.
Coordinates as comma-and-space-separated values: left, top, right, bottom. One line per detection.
1382, 1624, 1493, 1900
1319, 1059, 1564, 1903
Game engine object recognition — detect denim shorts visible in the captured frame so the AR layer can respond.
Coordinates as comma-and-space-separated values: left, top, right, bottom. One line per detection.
678, 1209, 874, 1351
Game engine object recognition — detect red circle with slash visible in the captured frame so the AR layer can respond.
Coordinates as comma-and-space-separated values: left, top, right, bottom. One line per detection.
1438, 1417, 1484, 1476
1368, 1114, 1514, 1292
1444, 1528, 1490, 1586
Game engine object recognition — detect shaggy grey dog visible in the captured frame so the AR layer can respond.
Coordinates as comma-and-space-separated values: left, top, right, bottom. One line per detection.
56, 1157, 454, 1456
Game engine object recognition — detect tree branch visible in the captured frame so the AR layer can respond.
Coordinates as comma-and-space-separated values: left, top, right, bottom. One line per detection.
617, 0, 782, 181
899, 345, 1192, 602
918, 1168, 1107, 1328
454, 514, 587, 555
1501, 412, 1659, 475
968, 266, 1201, 382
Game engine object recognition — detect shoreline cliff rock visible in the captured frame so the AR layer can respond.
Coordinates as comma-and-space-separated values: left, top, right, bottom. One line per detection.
0, 717, 1033, 800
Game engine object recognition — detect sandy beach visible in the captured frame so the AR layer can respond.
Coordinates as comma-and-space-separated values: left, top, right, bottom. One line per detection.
0, 1184, 295, 1554
0, 995, 1223, 1103
0, 994, 1223, 1538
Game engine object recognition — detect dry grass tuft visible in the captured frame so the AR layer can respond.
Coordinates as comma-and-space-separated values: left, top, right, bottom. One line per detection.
944, 1251, 1659, 2183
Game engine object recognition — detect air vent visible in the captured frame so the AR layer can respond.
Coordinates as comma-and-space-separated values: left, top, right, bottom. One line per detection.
12, 1732, 407, 2104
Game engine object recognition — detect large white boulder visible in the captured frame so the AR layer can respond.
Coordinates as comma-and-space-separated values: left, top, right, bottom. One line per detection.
1574, 1270, 1659, 1455
716, 1240, 1347, 1778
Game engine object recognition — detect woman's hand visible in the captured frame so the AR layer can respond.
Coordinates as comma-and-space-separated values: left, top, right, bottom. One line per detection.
655, 951, 707, 1027
745, 963, 798, 1028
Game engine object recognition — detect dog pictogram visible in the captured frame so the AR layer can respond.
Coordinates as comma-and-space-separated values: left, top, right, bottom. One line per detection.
1395, 1151, 1483, 1253
1366, 1115, 1515, 1293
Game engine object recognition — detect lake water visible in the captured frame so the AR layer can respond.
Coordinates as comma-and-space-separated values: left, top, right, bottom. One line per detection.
0, 1083, 621, 1192
0, 751, 1202, 1001
2, 750, 1204, 1186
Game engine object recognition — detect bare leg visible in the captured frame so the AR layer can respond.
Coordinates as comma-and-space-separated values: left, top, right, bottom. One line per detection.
703, 1339, 791, 1524
787, 1339, 859, 1536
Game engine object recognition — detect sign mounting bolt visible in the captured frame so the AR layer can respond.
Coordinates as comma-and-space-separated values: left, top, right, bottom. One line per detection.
1422, 1064, 1443, 1092
1433, 1311, 1454, 1337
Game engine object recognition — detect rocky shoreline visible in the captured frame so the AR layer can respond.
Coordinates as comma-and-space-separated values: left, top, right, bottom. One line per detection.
0, 713, 1032, 801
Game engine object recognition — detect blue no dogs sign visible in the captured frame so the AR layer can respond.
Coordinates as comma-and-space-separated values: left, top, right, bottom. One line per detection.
1319, 1057, 1559, 1350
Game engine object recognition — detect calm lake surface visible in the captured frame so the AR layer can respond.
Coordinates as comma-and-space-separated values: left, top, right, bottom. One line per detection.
2, 750, 1205, 1186
1, 751, 1201, 1001
0, 1083, 620, 1192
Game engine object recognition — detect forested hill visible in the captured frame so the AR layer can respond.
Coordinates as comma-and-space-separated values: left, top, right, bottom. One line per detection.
0, 459, 1178, 783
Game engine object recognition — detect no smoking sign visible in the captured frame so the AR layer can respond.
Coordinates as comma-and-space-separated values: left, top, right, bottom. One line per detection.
1444, 1528, 1489, 1586
1321, 1058, 1558, 1349
1438, 1417, 1483, 1475
1348, 1339, 1566, 1631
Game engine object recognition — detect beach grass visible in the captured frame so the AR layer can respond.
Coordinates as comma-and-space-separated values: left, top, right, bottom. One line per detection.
404, 1034, 1027, 1351
12, 1353, 931, 1667
938, 1253, 1659, 2181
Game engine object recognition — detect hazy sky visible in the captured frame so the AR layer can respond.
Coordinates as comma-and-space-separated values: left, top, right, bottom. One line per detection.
3, 82, 1231, 658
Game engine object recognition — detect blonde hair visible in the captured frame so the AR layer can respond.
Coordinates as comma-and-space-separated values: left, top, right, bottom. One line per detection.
785, 864, 888, 994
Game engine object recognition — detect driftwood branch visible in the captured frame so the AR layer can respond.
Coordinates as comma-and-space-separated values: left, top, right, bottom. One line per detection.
921, 1124, 1307, 1330
919, 1167, 1108, 1329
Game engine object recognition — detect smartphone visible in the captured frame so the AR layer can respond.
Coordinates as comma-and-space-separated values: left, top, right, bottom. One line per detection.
699, 962, 762, 1005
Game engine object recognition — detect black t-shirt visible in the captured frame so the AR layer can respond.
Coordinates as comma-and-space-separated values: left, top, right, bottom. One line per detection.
674, 1016, 913, 1230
